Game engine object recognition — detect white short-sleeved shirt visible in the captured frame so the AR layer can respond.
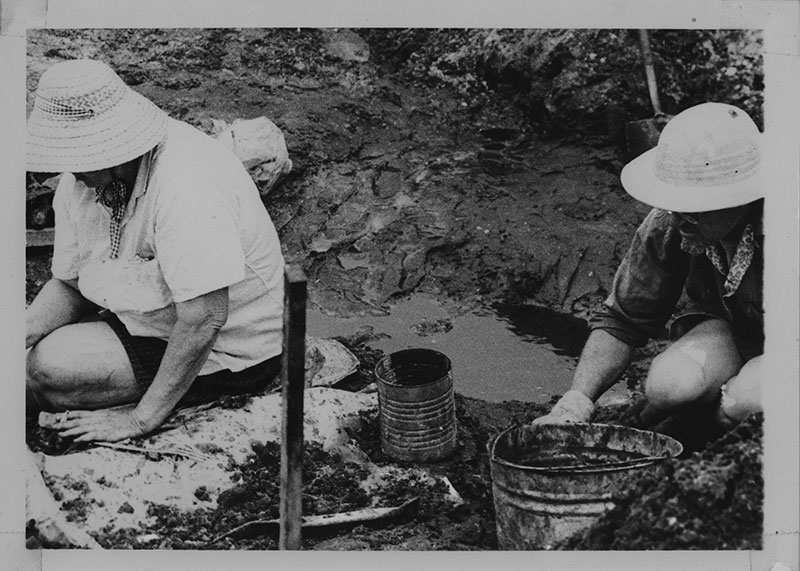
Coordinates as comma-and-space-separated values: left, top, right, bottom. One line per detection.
51, 118, 285, 375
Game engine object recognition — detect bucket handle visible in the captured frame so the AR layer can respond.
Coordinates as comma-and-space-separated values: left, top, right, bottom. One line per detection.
538, 454, 671, 473
487, 422, 519, 460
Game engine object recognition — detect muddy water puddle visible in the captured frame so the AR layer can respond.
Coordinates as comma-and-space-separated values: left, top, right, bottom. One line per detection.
308, 294, 628, 404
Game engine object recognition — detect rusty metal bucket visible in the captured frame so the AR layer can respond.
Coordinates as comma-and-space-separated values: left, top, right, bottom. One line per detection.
489, 422, 683, 549
374, 349, 457, 462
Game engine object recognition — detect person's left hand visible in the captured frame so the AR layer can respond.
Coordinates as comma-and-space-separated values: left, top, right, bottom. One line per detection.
38, 404, 153, 442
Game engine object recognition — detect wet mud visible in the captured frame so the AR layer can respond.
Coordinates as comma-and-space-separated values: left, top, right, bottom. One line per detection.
25, 29, 763, 551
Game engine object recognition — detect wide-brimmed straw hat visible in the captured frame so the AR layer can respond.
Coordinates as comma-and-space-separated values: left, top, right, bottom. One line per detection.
620, 102, 762, 212
27, 59, 169, 173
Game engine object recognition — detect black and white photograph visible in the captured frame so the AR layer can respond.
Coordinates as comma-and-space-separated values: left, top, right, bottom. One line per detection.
2, 2, 799, 570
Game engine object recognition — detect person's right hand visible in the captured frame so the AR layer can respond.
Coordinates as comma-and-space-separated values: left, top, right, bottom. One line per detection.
532, 390, 595, 424
39, 404, 154, 443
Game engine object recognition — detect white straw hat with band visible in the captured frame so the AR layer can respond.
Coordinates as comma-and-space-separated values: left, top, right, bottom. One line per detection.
27, 59, 169, 173
620, 102, 762, 213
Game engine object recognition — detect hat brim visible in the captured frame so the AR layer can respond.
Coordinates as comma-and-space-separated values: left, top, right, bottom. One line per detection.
620, 146, 763, 212
27, 90, 168, 173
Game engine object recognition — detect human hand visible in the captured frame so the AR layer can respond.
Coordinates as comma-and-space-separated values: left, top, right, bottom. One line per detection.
38, 404, 154, 443
532, 390, 595, 425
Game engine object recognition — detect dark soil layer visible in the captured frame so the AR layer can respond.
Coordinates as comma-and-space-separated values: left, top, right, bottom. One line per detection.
556, 414, 764, 550
25, 29, 764, 550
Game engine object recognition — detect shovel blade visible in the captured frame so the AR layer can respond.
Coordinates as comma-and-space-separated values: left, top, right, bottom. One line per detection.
625, 119, 662, 161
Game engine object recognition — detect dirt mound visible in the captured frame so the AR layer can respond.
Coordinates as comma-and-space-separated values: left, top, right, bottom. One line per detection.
556, 413, 764, 550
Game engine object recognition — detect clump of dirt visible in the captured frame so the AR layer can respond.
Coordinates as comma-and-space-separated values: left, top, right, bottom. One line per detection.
26, 422, 90, 457
556, 413, 764, 550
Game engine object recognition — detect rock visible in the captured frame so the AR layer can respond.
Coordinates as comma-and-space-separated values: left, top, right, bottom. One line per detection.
322, 29, 370, 63
214, 116, 293, 196
305, 337, 359, 388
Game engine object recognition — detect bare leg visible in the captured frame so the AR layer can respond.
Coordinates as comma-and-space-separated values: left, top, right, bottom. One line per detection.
27, 321, 140, 413
644, 318, 744, 416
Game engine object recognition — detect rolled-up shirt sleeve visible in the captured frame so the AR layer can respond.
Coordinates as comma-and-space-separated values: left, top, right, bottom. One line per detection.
589, 208, 689, 347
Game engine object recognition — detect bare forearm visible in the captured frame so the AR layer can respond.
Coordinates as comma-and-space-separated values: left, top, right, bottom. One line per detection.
570, 329, 634, 402
133, 288, 229, 430
133, 319, 220, 429
26, 278, 96, 348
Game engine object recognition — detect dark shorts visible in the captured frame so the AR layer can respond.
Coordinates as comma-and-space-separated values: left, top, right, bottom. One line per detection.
101, 312, 282, 409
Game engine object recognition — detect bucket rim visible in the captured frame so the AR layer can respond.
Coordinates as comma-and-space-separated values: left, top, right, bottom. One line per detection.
374, 348, 452, 388
488, 422, 684, 474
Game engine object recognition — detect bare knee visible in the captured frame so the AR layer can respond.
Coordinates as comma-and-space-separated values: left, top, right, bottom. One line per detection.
26, 322, 140, 411
26, 343, 64, 410
27, 333, 90, 410
644, 350, 707, 411
645, 319, 744, 413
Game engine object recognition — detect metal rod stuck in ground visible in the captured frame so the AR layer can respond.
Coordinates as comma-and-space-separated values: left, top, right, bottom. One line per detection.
279, 265, 307, 550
